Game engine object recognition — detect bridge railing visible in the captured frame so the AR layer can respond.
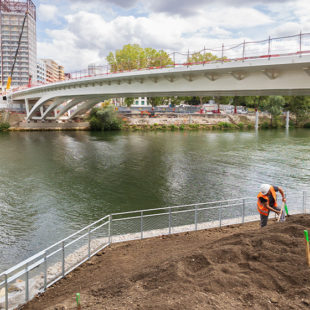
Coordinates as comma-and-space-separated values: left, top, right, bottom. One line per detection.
10, 32, 310, 94
0, 190, 308, 309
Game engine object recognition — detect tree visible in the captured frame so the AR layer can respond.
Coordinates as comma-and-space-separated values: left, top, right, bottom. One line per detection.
124, 98, 134, 107
188, 52, 224, 64
284, 96, 310, 126
107, 44, 173, 72
148, 97, 163, 107
262, 96, 285, 127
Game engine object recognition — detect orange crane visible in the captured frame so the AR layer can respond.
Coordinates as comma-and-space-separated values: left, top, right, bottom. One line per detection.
4, 9, 28, 93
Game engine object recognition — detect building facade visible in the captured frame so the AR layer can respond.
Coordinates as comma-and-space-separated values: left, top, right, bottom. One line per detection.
41, 59, 64, 83
131, 97, 149, 107
0, 0, 37, 88
36, 59, 46, 84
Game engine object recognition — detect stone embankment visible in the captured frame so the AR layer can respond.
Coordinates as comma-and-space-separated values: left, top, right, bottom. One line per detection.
5, 112, 270, 131
126, 113, 256, 126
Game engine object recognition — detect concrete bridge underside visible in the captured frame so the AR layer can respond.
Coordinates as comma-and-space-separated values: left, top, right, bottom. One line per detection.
10, 55, 310, 121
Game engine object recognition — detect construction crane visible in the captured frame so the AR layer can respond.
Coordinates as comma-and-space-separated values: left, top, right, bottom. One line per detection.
3, 8, 28, 97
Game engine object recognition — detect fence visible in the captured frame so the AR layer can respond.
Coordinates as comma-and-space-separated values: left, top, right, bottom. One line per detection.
10, 32, 310, 93
0, 191, 308, 309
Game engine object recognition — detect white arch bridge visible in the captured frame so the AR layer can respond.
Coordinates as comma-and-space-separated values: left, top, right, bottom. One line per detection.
8, 54, 310, 121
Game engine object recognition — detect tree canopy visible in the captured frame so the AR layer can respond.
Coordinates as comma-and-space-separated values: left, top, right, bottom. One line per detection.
106, 44, 173, 72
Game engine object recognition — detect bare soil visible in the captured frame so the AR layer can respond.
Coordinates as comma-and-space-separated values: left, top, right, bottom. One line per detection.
20, 215, 310, 310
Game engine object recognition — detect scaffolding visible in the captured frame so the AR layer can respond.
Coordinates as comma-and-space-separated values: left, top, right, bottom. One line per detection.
0, 0, 36, 20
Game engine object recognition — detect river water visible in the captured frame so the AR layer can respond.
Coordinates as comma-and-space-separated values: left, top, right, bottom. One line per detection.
0, 129, 309, 272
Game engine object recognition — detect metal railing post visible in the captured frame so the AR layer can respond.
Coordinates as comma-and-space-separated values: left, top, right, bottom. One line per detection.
42, 252, 47, 291
169, 207, 172, 234
140, 211, 143, 239
303, 191, 307, 213
88, 228, 91, 258
242, 199, 246, 223
221, 44, 224, 63
5, 274, 8, 310
108, 215, 112, 244
173, 52, 176, 68
268, 36, 271, 60
242, 40, 245, 61
299, 31, 302, 57
219, 207, 222, 227
25, 263, 29, 302
195, 206, 198, 231
62, 241, 65, 277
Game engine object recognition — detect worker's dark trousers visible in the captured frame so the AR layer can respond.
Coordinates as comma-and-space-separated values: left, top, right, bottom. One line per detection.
260, 214, 269, 227
260, 207, 281, 227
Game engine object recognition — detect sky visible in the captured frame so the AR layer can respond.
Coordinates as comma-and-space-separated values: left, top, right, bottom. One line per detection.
31, 0, 310, 72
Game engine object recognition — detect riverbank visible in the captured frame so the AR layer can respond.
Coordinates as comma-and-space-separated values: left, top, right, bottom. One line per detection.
20, 214, 310, 310
6, 112, 271, 131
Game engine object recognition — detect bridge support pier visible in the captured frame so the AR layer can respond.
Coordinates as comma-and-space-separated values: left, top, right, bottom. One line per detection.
286, 111, 290, 130
255, 110, 259, 130
25, 98, 29, 117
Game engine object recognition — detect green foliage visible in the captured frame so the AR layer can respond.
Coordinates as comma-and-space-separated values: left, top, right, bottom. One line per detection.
89, 116, 102, 131
124, 98, 134, 107
247, 124, 254, 129
284, 96, 310, 126
188, 52, 226, 63
217, 122, 234, 129
261, 96, 285, 126
237, 122, 244, 129
169, 124, 178, 130
179, 124, 185, 130
0, 122, 10, 131
189, 123, 200, 129
261, 121, 270, 129
107, 44, 173, 71
303, 122, 310, 128
89, 106, 123, 131
148, 97, 163, 106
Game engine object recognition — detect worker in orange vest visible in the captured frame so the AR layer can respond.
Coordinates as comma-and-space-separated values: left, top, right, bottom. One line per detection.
257, 184, 286, 227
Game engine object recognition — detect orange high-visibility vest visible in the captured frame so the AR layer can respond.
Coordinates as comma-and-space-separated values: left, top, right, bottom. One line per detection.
257, 186, 278, 216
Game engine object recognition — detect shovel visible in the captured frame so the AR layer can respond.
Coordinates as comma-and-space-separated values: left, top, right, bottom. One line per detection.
277, 202, 286, 222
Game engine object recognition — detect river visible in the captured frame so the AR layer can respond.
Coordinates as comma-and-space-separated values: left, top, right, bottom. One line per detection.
0, 129, 309, 272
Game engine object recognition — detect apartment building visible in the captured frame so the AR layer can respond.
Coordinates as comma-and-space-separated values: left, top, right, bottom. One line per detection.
37, 59, 46, 84
39, 59, 65, 83
0, 0, 37, 88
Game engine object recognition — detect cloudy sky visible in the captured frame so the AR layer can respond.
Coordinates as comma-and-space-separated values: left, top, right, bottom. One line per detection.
32, 0, 310, 72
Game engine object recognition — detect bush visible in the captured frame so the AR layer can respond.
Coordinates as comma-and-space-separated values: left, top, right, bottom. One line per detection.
237, 122, 244, 129
169, 124, 178, 131
179, 124, 185, 130
189, 123, 200, 129
217, 122, 234, 129
0, 122, 10, 131
247, 124, 254, 129
303, 122, 310, 128
89, 117, 102, 131
89, 107, 123, 131
261, 121, 270, 129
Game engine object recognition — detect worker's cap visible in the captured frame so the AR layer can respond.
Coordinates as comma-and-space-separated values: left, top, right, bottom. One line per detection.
260, 184, 271, 195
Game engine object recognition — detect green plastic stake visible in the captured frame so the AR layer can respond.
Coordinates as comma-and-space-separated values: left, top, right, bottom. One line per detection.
284, 204, 289, 216
304, 230, 309, 243
76, 293, 80, 306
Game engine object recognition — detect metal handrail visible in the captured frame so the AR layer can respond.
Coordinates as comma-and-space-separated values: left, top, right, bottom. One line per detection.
111, 197, 255, 217
0, 192, 307, 310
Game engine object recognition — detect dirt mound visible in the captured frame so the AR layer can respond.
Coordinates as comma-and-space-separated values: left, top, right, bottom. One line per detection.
21, 215, 310, 310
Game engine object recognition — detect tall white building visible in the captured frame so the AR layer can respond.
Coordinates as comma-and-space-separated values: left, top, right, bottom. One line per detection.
0, 0, 37, 88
